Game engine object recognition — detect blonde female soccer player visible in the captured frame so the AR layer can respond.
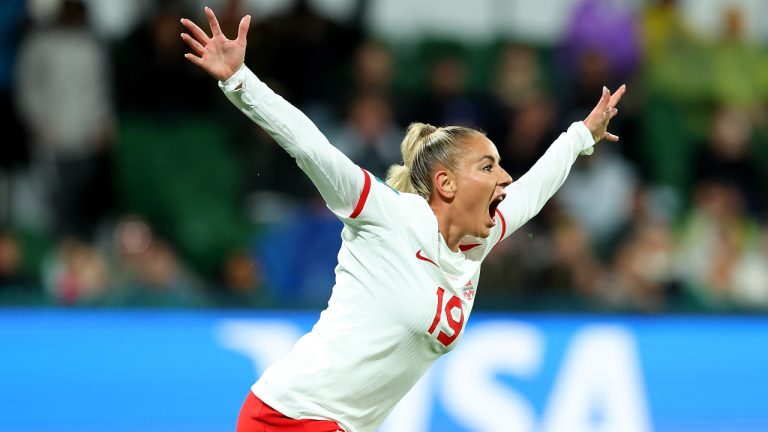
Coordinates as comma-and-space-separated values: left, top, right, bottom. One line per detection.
181, 7, 625, 432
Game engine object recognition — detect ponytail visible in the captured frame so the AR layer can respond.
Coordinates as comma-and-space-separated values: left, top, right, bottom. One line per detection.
386, 122, 483, 199
386, 123, 435, 195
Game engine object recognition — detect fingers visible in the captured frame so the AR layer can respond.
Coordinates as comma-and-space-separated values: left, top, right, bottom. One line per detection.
181, 18, 210, 44
181, 33, 205, 56
205, 6, 223, 37
594, 83, 627, 111
596, 86, 610, 111
184, 53, 204, 68
584, 85, 625, 143
607, 84, 627, 109
586, 86, 611, 124
237, 15, 251, 44
604, 132, 619, 142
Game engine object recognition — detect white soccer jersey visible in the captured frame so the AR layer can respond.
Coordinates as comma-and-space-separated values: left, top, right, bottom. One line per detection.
219, 65, 594, 432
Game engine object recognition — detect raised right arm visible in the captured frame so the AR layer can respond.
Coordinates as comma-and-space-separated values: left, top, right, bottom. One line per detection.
181, 7, 367, 218
219, 65, 367, 216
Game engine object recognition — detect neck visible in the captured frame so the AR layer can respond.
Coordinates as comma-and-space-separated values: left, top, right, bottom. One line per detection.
430, 200, 464, 252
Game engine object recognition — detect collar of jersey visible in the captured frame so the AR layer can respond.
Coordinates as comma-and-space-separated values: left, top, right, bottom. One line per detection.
435, 232, 470, 276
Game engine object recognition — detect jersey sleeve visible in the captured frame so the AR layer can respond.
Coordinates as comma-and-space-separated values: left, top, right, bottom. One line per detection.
494, 121, 594, 244
219, 64, 371, 221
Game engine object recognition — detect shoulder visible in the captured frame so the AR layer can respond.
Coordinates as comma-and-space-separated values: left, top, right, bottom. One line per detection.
341, 172, 431, 230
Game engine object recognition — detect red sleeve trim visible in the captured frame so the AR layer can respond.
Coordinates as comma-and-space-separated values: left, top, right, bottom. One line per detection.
349, 168, 371, 219
495, 209, 507, 246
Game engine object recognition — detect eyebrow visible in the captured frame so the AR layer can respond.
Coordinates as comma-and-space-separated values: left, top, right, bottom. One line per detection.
478, 155, 499, 164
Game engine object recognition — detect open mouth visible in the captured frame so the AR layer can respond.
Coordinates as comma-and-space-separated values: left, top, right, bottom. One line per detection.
487, 194, 505, 225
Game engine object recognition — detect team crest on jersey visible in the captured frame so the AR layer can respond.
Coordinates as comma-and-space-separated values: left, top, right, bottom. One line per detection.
462, 280, 475, 301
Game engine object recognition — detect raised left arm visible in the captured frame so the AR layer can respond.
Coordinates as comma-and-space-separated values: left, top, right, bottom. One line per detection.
496, 85, 626, 240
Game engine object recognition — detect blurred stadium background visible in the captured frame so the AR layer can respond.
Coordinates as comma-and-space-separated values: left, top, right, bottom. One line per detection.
1, 0, 768, 430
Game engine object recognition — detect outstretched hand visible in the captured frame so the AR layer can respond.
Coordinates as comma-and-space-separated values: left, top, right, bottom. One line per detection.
180, 7, 251, 82
583, 84, 626, 144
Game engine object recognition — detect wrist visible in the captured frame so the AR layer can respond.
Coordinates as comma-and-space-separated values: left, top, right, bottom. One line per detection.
582, 121, 599, 143
219, 63, 246, 86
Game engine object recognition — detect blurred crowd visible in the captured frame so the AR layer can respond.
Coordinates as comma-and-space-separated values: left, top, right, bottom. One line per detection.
1, 0, 768, 312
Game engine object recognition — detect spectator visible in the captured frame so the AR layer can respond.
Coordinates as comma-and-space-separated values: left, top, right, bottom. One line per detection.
0, 0, 28, 226
477, 213, 558, 307
642, 0, 695, 66
493, 44, 546, 111
558, 0, 640, 113
109, 216, 202, 307
497, 93, 560, 180
728, 230, 768, 309
410, 55, 481, 127
710, 6, 766, 107
676, 181, 761, 309
560, 0, 640, 82
0, 229, 25, 287
216, 249, 270, 308
349, 40, 395, 98
692, 105, 764, 218
247, 0, 362, 108
15, 0, 114, 240
598, 219, 676, 312
541, 216, 604, 301
333, 92, 402, 178
113, 1, 214, 114
557, 146, 638, 251
42, 237, 109, 305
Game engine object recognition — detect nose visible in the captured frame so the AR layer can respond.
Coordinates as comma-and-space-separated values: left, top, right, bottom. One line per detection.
498, 167, 513, 188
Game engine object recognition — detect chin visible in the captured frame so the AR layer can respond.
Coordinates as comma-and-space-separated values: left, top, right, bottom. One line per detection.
476, 226, 492, 239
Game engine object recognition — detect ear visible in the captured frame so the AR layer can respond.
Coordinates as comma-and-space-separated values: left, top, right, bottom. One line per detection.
433, 169, 456, 200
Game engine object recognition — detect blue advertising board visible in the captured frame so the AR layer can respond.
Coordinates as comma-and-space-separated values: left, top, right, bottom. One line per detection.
0, 310, 766, 431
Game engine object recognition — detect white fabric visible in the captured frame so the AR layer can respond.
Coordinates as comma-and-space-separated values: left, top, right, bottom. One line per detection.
219, 65, 594, 432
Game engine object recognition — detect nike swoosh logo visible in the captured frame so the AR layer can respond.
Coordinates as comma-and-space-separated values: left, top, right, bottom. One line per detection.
415, 250, 438, 267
